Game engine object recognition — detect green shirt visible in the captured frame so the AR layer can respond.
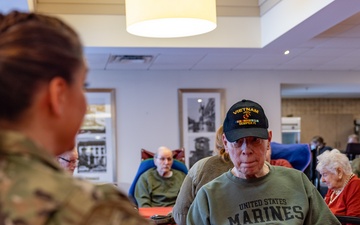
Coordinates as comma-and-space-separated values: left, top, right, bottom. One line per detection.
135, 167, 186, 207
187, 165, 341, 225
0, 130, 149, 225
173, 155, 233, 225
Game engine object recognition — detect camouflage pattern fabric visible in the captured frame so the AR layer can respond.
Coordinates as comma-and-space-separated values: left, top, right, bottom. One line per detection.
0, 130, 150, 225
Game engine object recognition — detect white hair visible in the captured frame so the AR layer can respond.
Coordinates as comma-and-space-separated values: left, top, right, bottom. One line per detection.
316, 149, 352, 175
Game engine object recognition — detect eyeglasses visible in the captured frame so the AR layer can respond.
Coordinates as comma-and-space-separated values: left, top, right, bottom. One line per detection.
230, 137, 264, 148
59, 157, 79, 166
156, 157, 173, 162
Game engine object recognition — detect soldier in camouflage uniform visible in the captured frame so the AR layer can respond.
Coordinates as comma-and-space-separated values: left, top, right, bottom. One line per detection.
0, 11, 150, 225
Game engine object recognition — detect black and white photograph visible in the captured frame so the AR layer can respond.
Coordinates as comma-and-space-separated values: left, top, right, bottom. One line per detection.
178, 89, 225, 167
188, 135, 215, 168
79, 104, 106, 134
73, 89, 117, 183
77, 138, 107, 173
187, 97, 216, 133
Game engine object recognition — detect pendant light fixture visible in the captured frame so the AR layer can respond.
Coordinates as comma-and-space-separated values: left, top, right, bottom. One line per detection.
125, 0, 217, 38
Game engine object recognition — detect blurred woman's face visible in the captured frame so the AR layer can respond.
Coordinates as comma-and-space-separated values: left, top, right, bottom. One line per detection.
60, 62, 88, 153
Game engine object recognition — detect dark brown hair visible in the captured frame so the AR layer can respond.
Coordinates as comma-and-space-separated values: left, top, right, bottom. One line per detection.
311, 135, 325, 145
0, 11, 83, 121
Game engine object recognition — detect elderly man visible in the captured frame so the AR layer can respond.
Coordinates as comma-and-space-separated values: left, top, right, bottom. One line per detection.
187, 99, 340, 225
348, 134, 359, 144
135, 146, 186, 207
57, 147, 79, 174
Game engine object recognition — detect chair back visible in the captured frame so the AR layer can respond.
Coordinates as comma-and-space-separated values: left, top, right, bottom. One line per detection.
141, 148, 185, 163
345, 143, 360, 160
336, 215, 360, 224
128, 158, 188, 206
270, 142, 311, 172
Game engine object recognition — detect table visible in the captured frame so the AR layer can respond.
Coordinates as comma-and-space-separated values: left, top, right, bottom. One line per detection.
139, 207, 173, 219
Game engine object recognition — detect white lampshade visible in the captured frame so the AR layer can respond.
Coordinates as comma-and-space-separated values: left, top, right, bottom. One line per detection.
125, 0, 217, 38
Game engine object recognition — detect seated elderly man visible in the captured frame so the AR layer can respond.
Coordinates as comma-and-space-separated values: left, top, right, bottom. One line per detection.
348, 134, 359, 144
135, 146, 186, 207
57, 146, 79, 174
173, 126, 293, 225
187, 99, 340, 225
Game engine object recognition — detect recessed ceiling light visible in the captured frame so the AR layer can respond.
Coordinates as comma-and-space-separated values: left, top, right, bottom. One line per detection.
108, 55, 153, 64
284, 50, 290, 55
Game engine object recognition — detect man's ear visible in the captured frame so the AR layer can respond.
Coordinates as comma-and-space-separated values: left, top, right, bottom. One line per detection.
268, 130, 273, 142
48, 77, 68, 117
153, 158, 158, 167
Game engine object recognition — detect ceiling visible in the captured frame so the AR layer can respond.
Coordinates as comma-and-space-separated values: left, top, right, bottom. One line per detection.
1, 0, 360, 98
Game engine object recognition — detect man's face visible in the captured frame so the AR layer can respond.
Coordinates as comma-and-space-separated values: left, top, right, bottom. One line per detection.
154, 150, 173, 176
223, 131, 272, 179
58, 148, 79, 174
348, 137, 358, 143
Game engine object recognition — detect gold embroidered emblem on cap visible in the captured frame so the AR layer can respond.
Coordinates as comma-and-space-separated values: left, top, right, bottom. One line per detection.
233, 107, 259, 115
236, 119, 259, 126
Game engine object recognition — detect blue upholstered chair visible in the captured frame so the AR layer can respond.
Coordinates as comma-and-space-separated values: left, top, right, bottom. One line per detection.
128, 158, 188, 206
128, 143, 310, 206
270, 142, 311, 172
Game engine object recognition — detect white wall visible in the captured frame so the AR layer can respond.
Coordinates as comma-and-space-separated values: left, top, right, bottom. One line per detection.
87, 69, 360, 189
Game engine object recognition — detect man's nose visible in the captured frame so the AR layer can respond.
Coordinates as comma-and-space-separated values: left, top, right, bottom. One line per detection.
240, 139, 252, 154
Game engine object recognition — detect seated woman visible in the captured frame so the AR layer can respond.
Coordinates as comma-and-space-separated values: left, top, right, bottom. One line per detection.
316, 149, 360, 218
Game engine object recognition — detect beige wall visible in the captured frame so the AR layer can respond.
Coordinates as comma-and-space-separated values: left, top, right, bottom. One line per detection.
87, 68, 360, 187
282, 98, 360, 150
282, 98, 360, 117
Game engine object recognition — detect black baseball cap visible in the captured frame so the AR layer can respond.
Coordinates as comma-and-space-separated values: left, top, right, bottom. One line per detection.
223, 99, 269, 142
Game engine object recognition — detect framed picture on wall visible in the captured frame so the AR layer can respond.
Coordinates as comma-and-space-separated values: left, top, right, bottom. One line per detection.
178, 89, 225, 168
73, 88, 117, 184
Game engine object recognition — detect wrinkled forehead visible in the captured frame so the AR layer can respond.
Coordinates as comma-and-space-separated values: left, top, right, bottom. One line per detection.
319, 168, 333, 175
157, 150, 173, 158
62, 148, 79, 159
